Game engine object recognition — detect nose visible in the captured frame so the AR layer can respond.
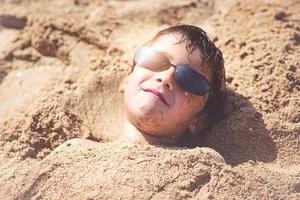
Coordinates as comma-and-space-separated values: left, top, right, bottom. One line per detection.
155, 66, 176, 90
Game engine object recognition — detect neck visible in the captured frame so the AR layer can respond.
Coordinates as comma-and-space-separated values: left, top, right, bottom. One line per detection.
118, 118, 180, 146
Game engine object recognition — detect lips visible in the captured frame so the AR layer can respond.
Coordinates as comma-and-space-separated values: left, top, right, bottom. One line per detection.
143, 88, 169, 106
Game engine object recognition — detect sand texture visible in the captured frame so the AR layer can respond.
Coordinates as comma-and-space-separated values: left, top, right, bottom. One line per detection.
0, 0, 299, 199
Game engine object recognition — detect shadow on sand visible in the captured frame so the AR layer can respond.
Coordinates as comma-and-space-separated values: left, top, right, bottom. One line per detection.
181, 89, 277, 166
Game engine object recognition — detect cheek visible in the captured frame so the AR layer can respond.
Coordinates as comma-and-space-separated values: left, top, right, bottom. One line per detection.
124, 72, 144, 95
171, 98, 192, 130
172, 94, 206, 129
174, 94, 206, 120
125, 68, 154, 90
187, 95, 206, 115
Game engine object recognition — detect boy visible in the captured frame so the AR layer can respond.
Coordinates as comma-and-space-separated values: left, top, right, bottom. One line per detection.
118, 24, 226, 145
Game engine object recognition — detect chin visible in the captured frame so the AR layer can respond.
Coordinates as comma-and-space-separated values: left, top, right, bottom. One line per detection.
135, 120, 175, 136
129, 102, 163, 118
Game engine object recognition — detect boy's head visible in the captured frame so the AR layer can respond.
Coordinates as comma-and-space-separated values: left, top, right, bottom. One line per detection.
120, 24, 225, 144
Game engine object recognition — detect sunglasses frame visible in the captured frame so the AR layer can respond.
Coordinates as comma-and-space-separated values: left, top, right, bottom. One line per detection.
133, 47, 210, 96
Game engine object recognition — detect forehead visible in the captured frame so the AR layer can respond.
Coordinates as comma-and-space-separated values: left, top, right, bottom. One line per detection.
148, 34, 212, 81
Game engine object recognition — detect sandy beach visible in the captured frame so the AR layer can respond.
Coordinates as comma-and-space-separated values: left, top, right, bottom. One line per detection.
0, 0, 299, 199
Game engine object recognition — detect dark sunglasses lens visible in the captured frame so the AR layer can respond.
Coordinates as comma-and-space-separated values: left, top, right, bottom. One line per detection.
133, 47, 170, 71
175, 65, 210, 95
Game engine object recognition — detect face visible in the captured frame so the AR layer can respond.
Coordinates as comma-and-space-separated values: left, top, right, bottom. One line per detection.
123, 34, 212, 138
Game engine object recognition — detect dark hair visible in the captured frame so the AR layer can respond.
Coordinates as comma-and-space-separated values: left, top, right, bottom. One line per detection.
147, 24, 226, 132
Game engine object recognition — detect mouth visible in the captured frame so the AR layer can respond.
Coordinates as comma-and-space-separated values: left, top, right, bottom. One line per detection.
143, 88, 169, 106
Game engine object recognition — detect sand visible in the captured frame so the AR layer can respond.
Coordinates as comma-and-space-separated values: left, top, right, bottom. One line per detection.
0, 0, 299, 199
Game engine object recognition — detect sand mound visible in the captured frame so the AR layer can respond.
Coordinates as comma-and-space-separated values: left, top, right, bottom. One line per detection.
1, 139, 298, 199
0, 0, 299, 199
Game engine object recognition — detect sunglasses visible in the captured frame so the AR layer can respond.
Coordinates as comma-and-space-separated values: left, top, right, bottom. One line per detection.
133, 47, 210, 96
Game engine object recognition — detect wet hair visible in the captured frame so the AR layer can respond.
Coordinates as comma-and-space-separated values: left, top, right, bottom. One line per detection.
146, 24, 226, 132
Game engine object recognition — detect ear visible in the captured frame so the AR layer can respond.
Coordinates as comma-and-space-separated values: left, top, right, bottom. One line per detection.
187, 114, 207, 135
119, 76, 129, 93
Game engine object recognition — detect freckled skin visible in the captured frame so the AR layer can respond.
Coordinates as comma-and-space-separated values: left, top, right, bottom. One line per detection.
121, 33, 212, 143
187, 94, 206, 115
140, 106, 147, 113
135, 110, 164, 135
174, 94, 204, 130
